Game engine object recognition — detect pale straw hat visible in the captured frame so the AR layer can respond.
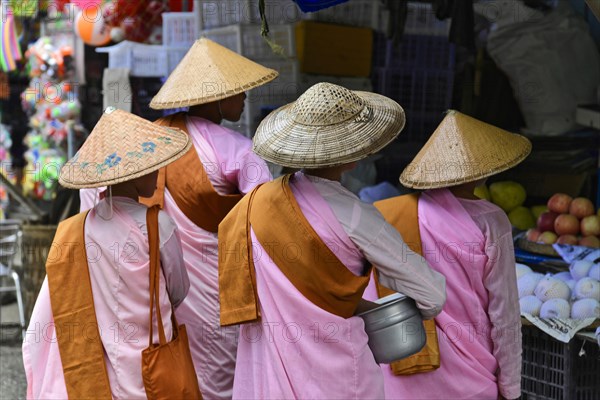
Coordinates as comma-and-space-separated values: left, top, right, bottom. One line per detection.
400, 110, 532, 189
253, 82, 405, 168
150, 38, 279, 109
59, 107, 191, 189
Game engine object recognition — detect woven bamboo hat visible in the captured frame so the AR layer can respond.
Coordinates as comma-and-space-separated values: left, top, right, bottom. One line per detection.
400, 110, 531, 189
253, 82, 405, 168
59, 107, 191, 189
150, 38, 279, 110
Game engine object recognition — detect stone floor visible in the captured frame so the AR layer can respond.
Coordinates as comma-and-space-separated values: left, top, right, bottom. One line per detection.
1, 302, 27, 399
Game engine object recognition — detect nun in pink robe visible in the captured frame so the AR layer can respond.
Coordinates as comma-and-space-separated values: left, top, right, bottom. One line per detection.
232, 172, 447, 399
364, 188, 522, 399
81, 116, 272, 399
23, 197, 188, 399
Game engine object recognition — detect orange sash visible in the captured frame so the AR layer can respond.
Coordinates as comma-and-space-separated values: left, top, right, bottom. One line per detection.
373, 193, 441, 375
218, 175, 371, 326
46, 211, 113, 399
140, 113, 243, 232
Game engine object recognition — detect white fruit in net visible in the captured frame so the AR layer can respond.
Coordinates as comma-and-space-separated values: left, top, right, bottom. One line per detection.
588, 264, 600, 280
540, 299, 570, 319
566, 280, 578, 300
570, 260, 594, 280
534, 276, 571, 302
573, 278, 600, 300
518, 272, 544, 298
571, 299, 600, 319
519, 295, 542, 316
515, 263, 532, 279
553, 271, 572, 282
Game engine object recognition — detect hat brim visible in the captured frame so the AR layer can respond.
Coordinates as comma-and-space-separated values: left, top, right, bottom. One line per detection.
253, 91, 405, 168
399, 135, 531, 190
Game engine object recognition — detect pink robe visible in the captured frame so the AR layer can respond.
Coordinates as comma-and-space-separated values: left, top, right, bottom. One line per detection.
233, 173, 446, 399
80, 116, 272, 399
23, 197, 188, 399
364, 188, 522, 400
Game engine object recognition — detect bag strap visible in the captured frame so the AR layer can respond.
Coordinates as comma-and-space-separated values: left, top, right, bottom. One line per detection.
147, 206, 178, 347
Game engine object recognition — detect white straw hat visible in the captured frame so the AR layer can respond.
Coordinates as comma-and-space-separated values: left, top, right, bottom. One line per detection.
59, 108, 191, 189
150, 38, 279, 109
253, 82, 406, 168
400, 110, 532, 189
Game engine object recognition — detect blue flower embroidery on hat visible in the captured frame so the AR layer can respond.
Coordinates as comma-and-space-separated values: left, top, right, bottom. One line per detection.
126, 151, 143, 159
104, 153, 121, 168
142, 142, 156, 153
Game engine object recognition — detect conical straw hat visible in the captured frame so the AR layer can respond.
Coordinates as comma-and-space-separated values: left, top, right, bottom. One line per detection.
59, 107, 191, 189
400, 110, 532, 189
150, 38, 279, 109
253, 82, 405, 168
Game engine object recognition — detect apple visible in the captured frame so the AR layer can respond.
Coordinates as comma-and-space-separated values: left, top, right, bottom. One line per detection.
556, 234, 578, 245
537, 211, 559, 233
569, 197, 595, 219
547, 193, 572, 214
578, 235, 600, 248
554, 214, 580, 235
580, 215, 600, 237
526, 228, 541, 242
538, 231, 558, 245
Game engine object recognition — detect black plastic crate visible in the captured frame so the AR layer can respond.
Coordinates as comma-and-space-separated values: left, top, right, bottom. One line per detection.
521, 325, 600, 400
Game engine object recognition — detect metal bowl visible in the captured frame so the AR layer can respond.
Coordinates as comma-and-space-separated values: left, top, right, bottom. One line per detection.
357, 293, 426, 364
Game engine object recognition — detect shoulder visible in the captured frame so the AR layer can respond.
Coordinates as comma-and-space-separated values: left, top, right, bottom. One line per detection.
462, 199, 512, 237
188, 116, 253, 147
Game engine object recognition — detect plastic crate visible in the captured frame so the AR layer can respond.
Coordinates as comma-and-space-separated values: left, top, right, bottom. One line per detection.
96, 41, 133, 70
372, 33, 455, 70
377, 67, 454, 113
405, 2, 450, 36
251, 58, 299, 101
521, 325, 600, 400
166, 46, 191, 76
130, 44, 169, 77
202, 23, 296, 60
97, 42, 170, 77
198, 0, 299, 29
372, 66, 453, 142
301, 0, 388, 31
299, 74, 373, 93
162, 12, 199, 47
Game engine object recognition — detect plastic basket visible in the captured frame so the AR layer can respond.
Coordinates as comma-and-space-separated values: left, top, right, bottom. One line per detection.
405, 2, 450, 36
198, 0, 299, 29
521, 325, 600, 400
162, 12, 199, 47
302, 0, 388, 31
202, 23, 296, 60
20, 224, 57, 323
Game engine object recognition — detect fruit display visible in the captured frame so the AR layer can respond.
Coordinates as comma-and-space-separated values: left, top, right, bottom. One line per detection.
525, 193, 600, 248
516, 261, 600, 319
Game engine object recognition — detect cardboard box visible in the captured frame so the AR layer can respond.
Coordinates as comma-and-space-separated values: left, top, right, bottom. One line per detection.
295, 21, 373, 77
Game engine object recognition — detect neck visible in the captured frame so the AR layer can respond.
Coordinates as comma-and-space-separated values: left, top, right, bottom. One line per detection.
188, 103, 222, 124
303, 167, 344, 182
449, 182, 480, 200
109, 184, 139, 202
